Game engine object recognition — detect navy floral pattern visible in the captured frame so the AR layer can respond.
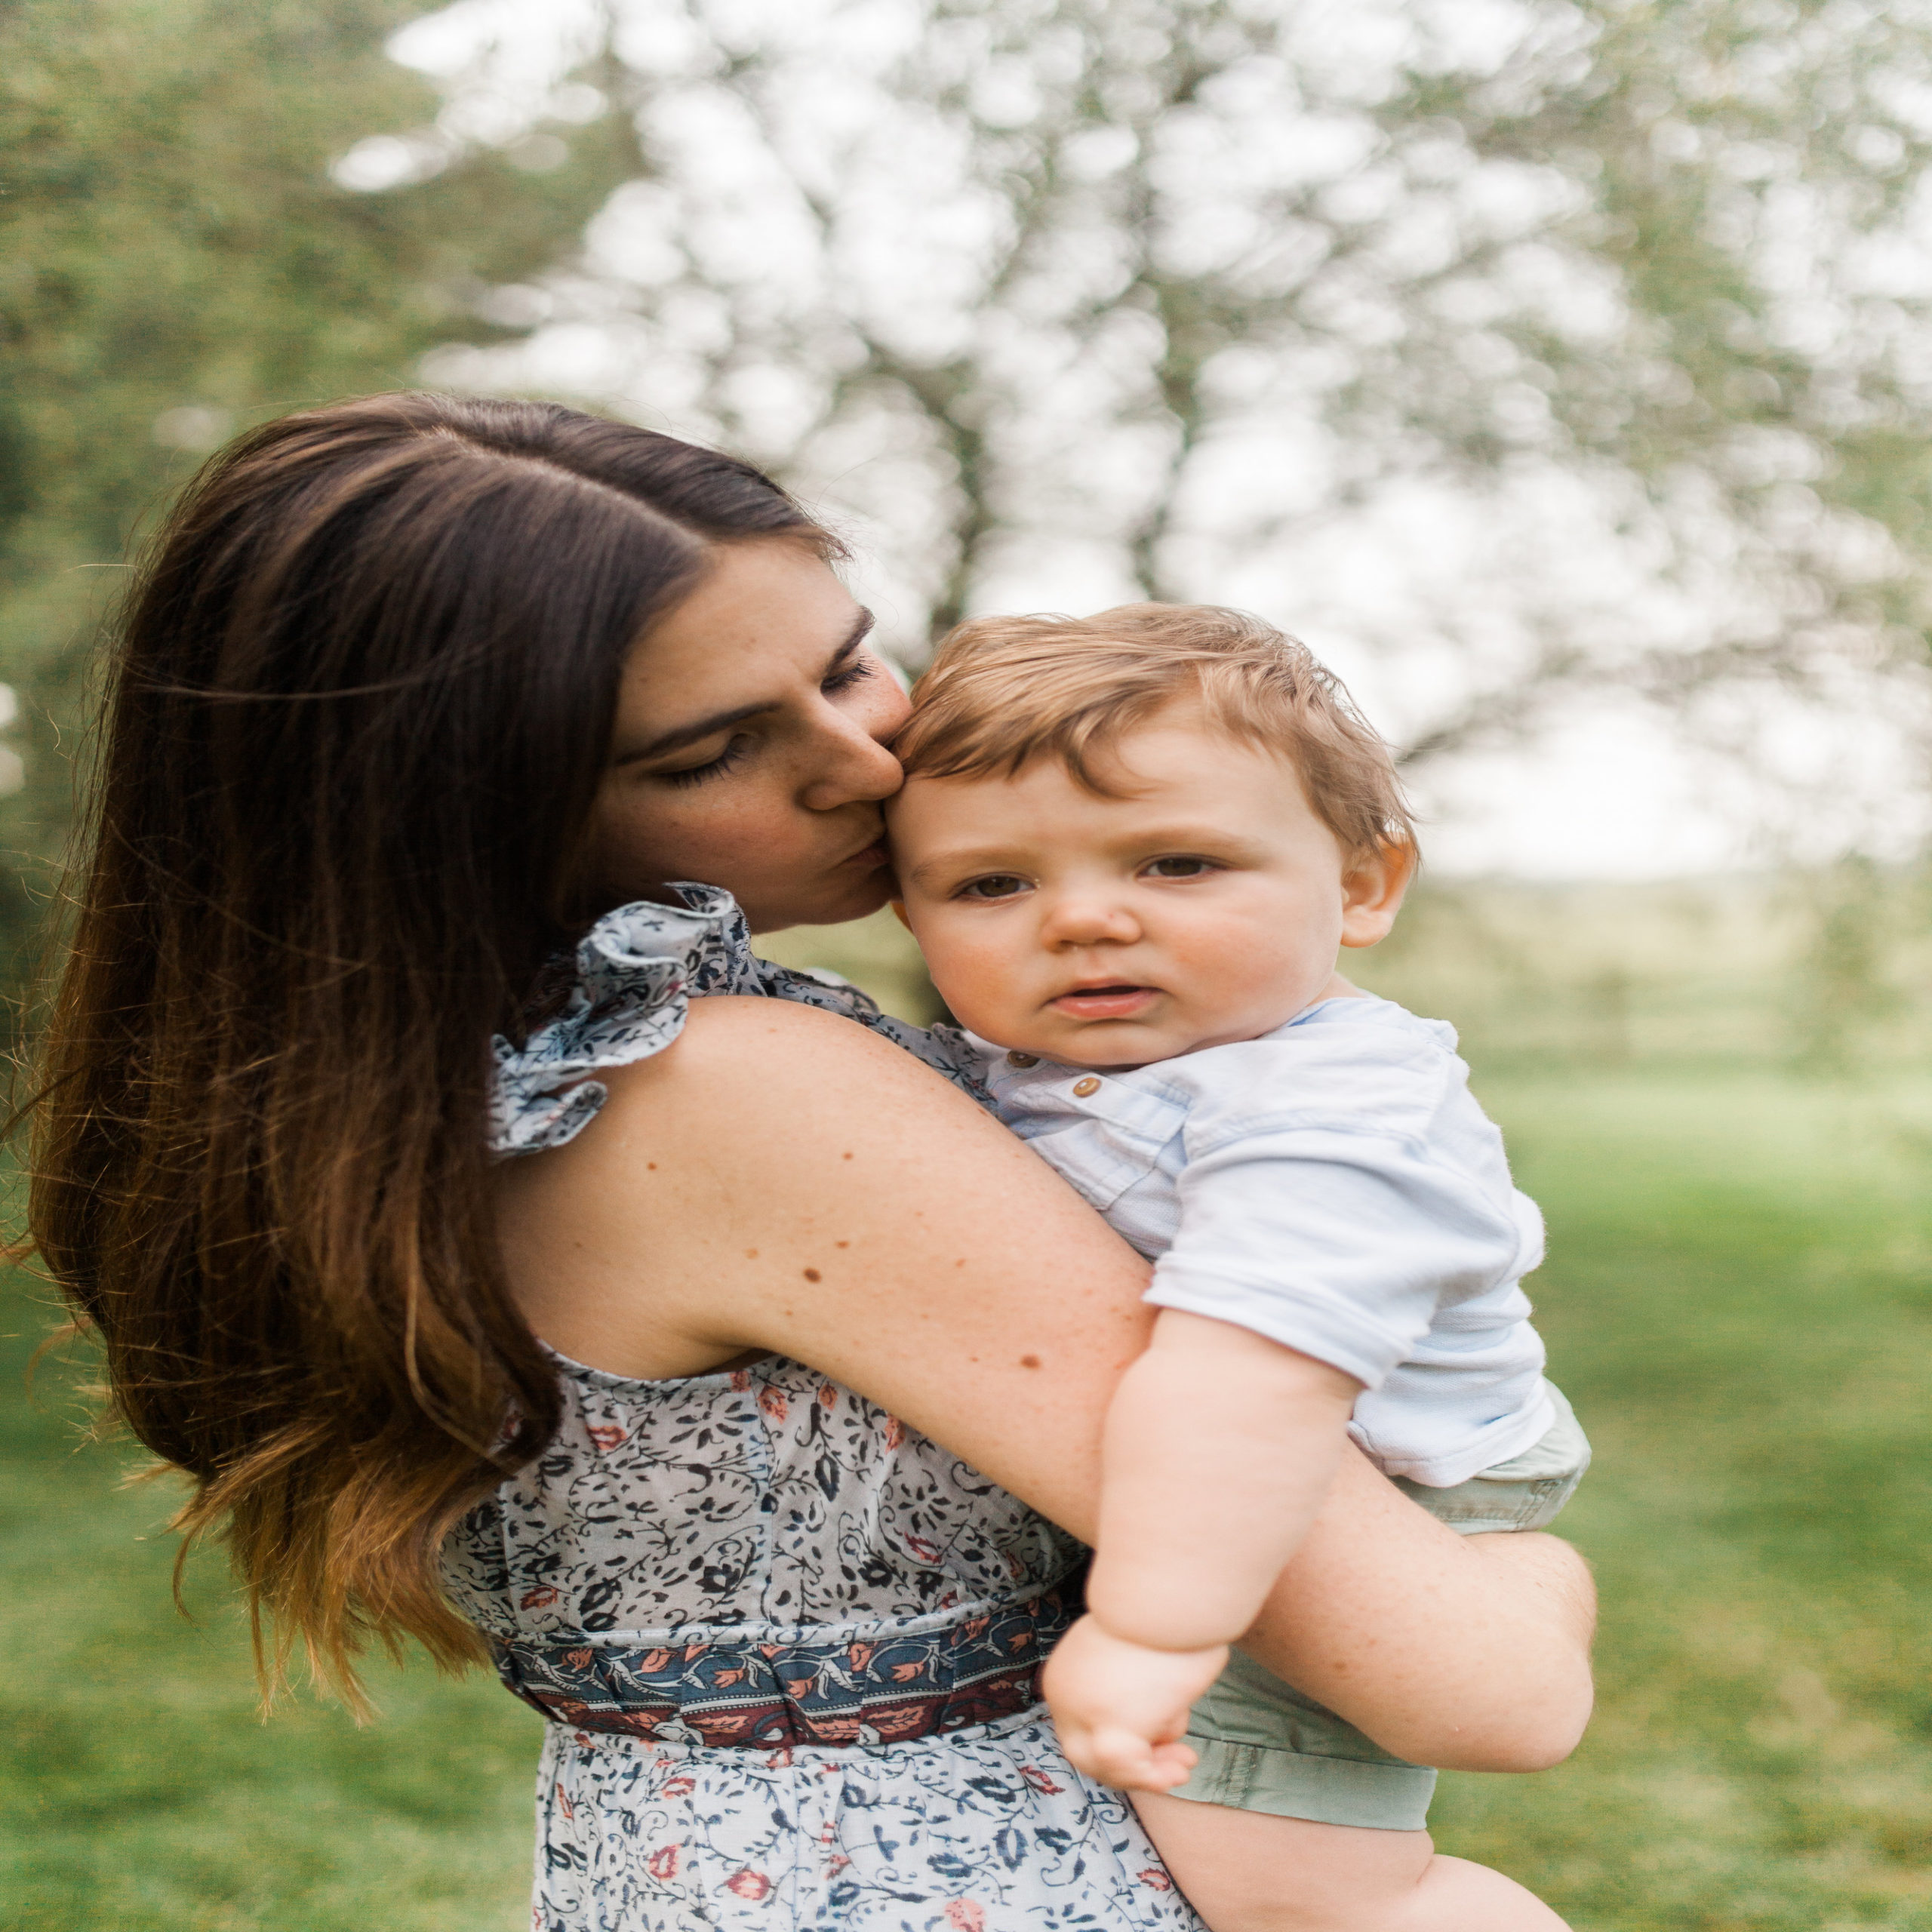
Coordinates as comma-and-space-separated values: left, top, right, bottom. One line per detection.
465, 902, 1200, 1930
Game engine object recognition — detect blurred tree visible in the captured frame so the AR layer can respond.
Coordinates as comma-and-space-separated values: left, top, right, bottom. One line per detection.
11, 0, 1930, 958
0, 0, 638, 975
1784, 852, 1905, 1067
428, 0, 1932, 787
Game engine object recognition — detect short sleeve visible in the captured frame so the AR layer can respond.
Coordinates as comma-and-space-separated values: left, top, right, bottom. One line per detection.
1142, 1028, 1539, 1389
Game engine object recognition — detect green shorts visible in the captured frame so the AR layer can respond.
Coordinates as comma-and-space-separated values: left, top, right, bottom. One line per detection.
1167, 1383, 1590, 1833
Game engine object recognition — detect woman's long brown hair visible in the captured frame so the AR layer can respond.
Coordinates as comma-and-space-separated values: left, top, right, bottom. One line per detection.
25, 393, 828, 1706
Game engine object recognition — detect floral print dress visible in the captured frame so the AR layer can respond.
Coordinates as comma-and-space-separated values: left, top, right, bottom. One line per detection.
451, 888, 1202, 1932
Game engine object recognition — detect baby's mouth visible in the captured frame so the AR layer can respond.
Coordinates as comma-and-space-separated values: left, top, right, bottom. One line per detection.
1048, 984, 1158, 1020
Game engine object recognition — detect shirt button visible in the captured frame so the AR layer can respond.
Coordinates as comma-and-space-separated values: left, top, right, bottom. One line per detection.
1006, 1051, 1038, 1068
1072, 1076, 1101, 1098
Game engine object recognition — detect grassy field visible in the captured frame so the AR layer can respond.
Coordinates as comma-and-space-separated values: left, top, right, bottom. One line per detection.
3, 1067, 1930, 1929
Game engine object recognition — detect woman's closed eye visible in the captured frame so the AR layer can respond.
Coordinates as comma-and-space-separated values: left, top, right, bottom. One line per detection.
821, 654, 877, 697
646, 655, 880, 789
659, 733, 756, 789
1141, 854, 1220, 879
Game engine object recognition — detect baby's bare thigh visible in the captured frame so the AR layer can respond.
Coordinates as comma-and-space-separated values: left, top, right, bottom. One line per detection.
1133, 1789, 1435, 1932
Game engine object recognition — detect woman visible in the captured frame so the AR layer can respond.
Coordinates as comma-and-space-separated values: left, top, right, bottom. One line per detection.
29, 394, 1592, 1930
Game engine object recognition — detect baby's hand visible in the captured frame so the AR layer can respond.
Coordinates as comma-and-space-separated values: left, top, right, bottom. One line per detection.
1041, 1612, 1227, 1792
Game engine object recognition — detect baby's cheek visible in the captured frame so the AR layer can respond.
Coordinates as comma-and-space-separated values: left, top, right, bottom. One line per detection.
1177, 909, 1321, 1007
926, 926, 1032, 1038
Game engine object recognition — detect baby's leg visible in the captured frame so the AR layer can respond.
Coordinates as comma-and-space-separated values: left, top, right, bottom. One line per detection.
1133, 1791, 1570, 1932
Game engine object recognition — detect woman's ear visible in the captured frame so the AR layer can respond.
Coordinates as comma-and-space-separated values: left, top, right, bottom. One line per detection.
1338, 839, 1415, 949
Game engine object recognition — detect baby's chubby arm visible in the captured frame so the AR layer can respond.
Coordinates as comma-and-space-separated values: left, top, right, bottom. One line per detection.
1088, 1311, 1364, 1651
1043, 1308, 1361, 1790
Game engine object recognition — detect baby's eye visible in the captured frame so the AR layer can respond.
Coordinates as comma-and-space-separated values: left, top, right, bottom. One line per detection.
955, 873, 1031, 901
1143, 855, 1217, 879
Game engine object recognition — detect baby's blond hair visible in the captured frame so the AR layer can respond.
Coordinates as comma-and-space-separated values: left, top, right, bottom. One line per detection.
895, 603, 1417, 861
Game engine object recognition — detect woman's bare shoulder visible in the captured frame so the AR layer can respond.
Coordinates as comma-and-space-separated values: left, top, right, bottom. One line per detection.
495, 994, 1152, 1524
504, 997, 983, 1212
497, 992, 1128, 1352
595, 992, 998, 1164
534, 994, 1054, 1269
635, 987, 962, 1084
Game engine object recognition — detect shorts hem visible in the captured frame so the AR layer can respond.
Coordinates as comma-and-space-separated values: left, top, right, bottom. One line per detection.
1168, 1733, 1437, 1832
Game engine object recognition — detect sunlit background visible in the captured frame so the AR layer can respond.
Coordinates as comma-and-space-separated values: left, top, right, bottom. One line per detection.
5, 4, 1932, 1928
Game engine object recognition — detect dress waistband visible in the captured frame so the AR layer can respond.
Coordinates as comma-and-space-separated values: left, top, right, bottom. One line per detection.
491, 1580, 1082, 1749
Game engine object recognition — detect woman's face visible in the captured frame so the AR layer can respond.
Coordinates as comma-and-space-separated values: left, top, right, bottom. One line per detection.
582, 537, 911, 933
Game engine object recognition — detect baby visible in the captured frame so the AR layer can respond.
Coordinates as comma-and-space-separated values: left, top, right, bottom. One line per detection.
883, 605, 1588, 1932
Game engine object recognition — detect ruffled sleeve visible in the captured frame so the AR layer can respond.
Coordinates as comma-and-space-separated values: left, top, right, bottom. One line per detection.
489, 885, 759, 1157
489, 884, 989, 1157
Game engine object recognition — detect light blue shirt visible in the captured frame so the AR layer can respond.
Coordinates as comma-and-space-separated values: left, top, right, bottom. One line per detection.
974, 994, 1555, 1488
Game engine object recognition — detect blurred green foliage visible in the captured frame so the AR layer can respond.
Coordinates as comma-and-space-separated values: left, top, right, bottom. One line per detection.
1358, 862, 1932, 1075
0, 0, 634, 975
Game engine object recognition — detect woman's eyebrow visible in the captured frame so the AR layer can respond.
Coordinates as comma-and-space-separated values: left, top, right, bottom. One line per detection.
834, 608, 877, 663
614, 608, 875, 766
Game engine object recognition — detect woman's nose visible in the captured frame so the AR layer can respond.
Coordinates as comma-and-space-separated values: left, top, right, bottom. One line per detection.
799, 706, 906, 811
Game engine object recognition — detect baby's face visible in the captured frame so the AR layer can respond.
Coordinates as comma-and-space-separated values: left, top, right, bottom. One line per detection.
888, 704, 1407, 1068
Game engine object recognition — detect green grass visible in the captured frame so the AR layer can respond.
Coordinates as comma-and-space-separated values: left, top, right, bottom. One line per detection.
1436, 1072, 1932, 1930
3, 1070, 1929, 1927
0, 1311, 544, 1928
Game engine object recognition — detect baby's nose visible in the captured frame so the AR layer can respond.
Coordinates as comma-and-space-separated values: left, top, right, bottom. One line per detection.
1041, 894, 1139, 944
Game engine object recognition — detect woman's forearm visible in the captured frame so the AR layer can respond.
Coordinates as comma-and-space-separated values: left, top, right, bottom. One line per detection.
1241, 1448, 1596, 1770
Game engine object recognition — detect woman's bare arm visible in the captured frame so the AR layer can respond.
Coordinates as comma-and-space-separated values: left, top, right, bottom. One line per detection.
497, 995, 1593, 1770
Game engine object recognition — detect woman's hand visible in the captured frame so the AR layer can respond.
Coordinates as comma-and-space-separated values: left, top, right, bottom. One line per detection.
497, 995, 1595, 1773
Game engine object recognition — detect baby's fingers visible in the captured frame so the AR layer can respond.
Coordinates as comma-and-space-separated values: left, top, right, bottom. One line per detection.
1143, 1739, 1198, 1792
1073, 1725, 1192, 1793
1083, 1724, 1156, 1789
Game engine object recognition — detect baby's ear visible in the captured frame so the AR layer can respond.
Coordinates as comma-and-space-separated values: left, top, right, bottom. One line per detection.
1338, 839, 1414, 949
889, 900, 911, 931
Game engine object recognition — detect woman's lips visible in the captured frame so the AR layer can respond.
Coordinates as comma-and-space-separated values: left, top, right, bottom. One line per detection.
841, 841, 891, 870
1049, 985, 1158, 1020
